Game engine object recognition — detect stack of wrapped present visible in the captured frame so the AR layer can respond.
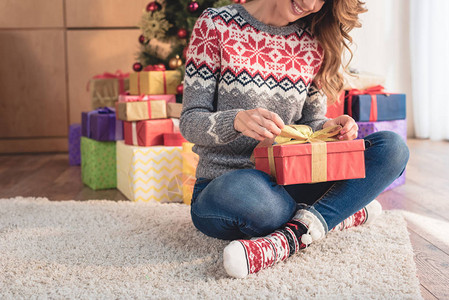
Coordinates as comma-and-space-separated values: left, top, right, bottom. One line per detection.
80, 107, 123, 190
79, 70, 129, 190
68, 67, 200, 204
69, 70, 130, 166
116, 67, 194, 203
326, 71, 407, 192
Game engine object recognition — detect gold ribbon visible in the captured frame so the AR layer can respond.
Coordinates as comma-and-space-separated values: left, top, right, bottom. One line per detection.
268, 125, 342, 183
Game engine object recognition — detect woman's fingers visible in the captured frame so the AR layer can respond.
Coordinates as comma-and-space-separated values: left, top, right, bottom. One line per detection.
339, 123, 358, 140
340, 121, 353, 135
247, 120, 275, 139
257, 108, 285, 132
235, 109, 284, 141
253, 109, 283, 135
241, 128, 267, 141
334, 115, 358, 140
253, 117, 282, 137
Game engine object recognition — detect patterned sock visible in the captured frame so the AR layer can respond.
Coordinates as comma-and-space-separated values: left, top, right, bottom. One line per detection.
223, 209, 326, 278
223, 200, 382, 278
331, 199, 382, 232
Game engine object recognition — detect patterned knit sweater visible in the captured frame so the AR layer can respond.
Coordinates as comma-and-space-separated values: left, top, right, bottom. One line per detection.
180, 4, 329, 180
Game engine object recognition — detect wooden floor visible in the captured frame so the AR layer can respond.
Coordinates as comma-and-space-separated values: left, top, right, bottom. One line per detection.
0, 139, 448, 299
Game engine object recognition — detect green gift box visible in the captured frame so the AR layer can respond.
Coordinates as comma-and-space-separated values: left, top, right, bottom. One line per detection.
81, 136, 117, 190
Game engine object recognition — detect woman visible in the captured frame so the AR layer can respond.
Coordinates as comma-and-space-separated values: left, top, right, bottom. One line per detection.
180, 0, 409, 278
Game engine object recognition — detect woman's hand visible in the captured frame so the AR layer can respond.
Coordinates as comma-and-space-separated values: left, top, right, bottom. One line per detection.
323, 115, 358, 140
234, 108, 285, 141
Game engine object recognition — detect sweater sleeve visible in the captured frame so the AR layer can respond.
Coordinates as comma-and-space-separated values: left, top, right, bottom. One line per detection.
180, 9, 243, 146
296, 83, 329, 131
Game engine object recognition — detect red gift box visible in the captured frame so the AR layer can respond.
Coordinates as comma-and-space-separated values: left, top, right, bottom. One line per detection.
163, 132, 187, 146
325, 91, 345, 119
124, 119, 174, 146
254, 140, 365, 185
253, 125, 366, 185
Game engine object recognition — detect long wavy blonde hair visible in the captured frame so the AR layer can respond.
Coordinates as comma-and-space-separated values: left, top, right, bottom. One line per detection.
303, 0, 367, 103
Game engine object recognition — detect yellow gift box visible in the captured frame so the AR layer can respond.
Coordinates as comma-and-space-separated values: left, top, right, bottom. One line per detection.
116, 141, 183, 202
129, 70, 181, 95
116, 100, 167, 121
182, 142, 199, 205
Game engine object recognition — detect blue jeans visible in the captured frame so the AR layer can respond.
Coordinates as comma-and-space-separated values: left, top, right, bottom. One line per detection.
190, 131, 409, 240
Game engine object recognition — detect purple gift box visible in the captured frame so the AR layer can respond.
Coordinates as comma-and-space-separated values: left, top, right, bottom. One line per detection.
81, 107, 123, 141
357, 119, 407, 192
68, 123, 81, 166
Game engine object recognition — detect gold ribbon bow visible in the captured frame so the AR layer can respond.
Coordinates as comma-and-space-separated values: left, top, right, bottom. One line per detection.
268, 125, 342, 183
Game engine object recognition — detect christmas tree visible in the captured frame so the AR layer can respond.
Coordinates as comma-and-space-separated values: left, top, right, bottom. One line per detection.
133, 0, 246, 74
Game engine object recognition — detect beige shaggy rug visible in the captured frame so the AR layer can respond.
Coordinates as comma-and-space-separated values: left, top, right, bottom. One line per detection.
0, 197, 422, 299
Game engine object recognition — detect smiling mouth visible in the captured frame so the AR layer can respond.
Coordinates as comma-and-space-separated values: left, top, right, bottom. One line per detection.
291, 0, 304, 15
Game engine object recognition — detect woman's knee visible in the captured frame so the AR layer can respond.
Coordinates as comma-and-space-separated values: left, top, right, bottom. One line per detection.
194, 169, 296, 236
366, 131, 410, 172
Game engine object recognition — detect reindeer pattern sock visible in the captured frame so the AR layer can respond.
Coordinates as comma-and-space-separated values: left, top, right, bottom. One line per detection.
331, 199, 382, 231
223, 200, 382, 278
223, 209, 324, 278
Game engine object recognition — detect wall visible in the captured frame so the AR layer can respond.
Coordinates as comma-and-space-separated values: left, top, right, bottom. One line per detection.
0, 0, 146, 153
348, 0, 414, 137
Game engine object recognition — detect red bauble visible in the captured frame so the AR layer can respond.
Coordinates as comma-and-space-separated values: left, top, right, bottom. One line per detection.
146, 1, 162, 12
187, 1, 199, 13
177, 28, 188, 39
176, 84, 184, 95
133, 62, 143, 72
138, 34, 149, 45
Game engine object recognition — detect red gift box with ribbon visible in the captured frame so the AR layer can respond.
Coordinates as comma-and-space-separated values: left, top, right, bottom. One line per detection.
254, 125, 366, 185
344, 85, 406, 122
163, 132, 188, 146
124, 119, 174, 147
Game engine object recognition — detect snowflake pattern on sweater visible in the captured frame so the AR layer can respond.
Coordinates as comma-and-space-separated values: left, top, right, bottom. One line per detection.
180, 4, 329, 179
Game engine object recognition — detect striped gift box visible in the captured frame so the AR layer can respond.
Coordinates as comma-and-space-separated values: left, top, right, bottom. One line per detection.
116, 141, 182, 202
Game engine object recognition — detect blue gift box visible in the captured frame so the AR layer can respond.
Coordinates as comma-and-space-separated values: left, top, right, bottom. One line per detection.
81, 107, 123, 141
345, 93, 406, 122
